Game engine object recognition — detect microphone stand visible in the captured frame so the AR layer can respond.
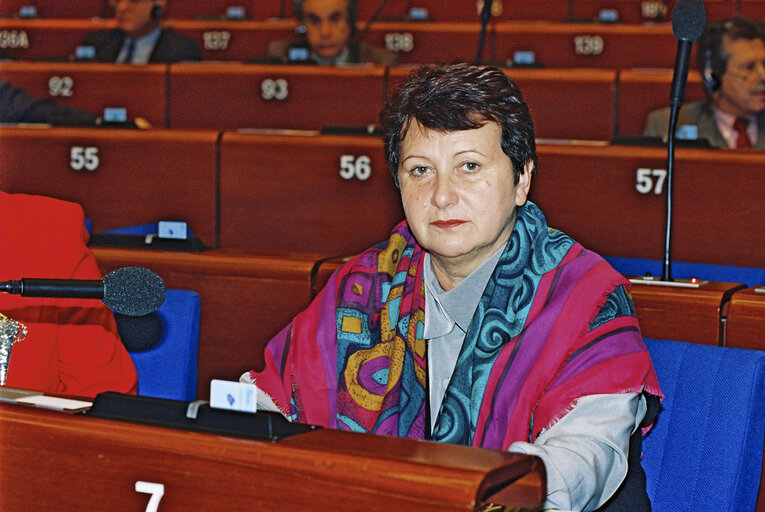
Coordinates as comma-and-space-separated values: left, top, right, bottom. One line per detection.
475, 0, 493, 63
662, 103, 681, 281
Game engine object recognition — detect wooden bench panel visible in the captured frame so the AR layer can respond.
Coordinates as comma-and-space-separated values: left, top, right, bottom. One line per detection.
532, 143, 765, 268
0, 62, 167, 127
616, 68, 708, 137
0, 127, 219, 247
492, 21, 678, 69
168, 62, 385, 130
726, 286, 765, 351
218, 131, 402, 254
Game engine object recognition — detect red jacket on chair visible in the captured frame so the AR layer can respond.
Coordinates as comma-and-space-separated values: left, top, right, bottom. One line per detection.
0, 191, 137, 397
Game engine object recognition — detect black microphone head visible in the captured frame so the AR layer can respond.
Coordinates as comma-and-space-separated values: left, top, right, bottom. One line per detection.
102, 267, 166, 316
671, 0, 707, 42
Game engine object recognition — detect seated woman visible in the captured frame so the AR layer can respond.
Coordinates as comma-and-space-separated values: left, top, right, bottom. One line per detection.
243, 63, 662, 511
0, 191, 137, 397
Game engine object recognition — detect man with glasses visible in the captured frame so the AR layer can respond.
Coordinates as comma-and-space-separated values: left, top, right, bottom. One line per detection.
82, 0, 200, 64
268, 0, 397, 66
644, 17, 765, 148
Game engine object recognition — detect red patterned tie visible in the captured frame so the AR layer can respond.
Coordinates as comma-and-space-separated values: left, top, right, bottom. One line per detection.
734, 118, 752, 149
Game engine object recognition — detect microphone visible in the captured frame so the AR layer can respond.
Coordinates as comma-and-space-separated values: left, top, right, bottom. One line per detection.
662, 0, 706, 282
0, 266, 166, 316
669, 0, 707, 108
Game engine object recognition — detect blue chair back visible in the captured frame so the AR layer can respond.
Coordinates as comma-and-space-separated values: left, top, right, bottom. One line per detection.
643, 338, 765, 512
605, 256, 765, 288
126, 289, 200, 402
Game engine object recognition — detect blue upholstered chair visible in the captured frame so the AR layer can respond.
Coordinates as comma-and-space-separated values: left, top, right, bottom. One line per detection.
123, 289, 201, 402
643, 338, 765, 511
606, 256, 765, 288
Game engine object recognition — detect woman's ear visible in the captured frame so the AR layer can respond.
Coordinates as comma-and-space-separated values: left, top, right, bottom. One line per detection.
514, 160, 533, 206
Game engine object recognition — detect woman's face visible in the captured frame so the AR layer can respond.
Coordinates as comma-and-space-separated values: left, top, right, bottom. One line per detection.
398, 120, 531, 288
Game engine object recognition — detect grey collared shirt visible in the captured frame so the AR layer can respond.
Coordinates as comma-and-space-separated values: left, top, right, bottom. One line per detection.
117, 27, 161, 64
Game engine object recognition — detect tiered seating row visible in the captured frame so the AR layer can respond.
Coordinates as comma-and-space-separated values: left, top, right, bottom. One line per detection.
1, 127, 761, 267
0, 61, 708, 139
0, 18, 703, 68
2, 0, 764, 23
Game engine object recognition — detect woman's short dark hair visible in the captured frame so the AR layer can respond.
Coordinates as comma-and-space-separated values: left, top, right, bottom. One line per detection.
379, 62, 536, 188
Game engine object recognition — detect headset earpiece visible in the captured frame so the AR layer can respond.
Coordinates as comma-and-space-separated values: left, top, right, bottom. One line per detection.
150, 3, 163, 20
702, 47, 721, 93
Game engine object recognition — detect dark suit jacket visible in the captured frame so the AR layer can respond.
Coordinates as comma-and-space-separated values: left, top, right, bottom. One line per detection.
82, 28, 201, 64
0, 78, 98, 125
644, 100, 765, 149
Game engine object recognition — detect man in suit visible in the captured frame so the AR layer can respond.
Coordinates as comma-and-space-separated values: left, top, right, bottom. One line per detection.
644, 17, 765, 149
0, 191, 138, 397
268, 0, 397, 66
82, 0, 201, 64
1, 78, 99, 125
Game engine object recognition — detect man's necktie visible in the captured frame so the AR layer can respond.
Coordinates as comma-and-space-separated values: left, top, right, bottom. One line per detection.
734, 117, 753, 149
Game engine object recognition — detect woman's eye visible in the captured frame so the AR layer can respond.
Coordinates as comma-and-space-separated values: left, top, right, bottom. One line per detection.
463, 162, 480, 172
411, 166, 429, 175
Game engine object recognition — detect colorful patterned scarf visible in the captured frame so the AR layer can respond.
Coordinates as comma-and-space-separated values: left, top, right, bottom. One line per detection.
251, 203, 661, 449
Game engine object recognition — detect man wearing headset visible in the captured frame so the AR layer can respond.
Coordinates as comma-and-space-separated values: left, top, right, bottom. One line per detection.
644, 16, 765, 148
268, 0, 397, 66
82, 0, 200, 64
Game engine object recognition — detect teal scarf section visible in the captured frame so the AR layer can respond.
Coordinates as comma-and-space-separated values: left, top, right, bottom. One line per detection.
431, 202, 573, 444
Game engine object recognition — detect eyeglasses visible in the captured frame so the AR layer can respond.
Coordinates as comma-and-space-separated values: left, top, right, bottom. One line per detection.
727, 61, 765, 80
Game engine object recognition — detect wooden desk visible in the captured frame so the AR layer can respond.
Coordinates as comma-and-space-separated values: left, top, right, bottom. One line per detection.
0, 61, 167, 128
492, 21, 679, 69
363, 22, 483, 64
0, 18, 113, 61
168, 62, 386, 130
616, 69, 707, 137
168, 19, 296, 62
387, 66, 617, 141
0, 127, 219, 248
218, 131, 403, 255
93, 247, 331, 400
726, 286, 765, 351
0, 402, 545, 511
629, 279, 745, 345
532, 143, 765, 268
0, 0, 107, 18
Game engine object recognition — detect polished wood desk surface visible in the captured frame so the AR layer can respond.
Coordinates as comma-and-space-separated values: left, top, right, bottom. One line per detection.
726, 287, 765, 351
629, 279, 745, 346
0, 400, 545, 511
